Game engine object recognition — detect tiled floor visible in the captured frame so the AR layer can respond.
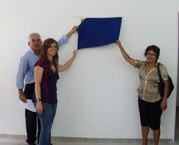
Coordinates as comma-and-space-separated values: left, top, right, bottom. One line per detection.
0, 107, 178, 145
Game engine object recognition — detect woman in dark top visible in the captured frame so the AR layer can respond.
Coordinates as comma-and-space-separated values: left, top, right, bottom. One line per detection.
34, 38, 77, 145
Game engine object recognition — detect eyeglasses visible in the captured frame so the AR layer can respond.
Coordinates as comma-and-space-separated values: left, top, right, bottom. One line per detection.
146, 53, 157, 57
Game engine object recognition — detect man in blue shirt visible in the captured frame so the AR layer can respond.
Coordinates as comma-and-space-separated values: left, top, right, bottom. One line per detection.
16, 26, 77, 145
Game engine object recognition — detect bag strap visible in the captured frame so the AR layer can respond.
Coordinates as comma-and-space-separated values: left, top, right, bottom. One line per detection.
157, 63, 162, 80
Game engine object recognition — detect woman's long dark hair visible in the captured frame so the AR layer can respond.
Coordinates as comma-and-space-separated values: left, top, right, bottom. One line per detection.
40, 38, 59, 71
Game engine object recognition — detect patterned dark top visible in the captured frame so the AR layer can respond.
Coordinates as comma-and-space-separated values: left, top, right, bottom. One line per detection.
34, 58, 59, 104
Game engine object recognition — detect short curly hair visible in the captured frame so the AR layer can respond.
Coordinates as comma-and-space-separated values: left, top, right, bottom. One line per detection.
144, 45, 160, 60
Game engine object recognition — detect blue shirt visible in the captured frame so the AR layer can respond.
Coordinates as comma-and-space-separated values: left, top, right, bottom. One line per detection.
16, 35, 68, 89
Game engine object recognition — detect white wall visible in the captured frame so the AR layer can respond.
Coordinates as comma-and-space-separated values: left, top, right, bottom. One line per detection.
0, 0, 178, 140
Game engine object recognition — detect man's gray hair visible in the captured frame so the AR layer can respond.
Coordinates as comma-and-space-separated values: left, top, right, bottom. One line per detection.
28, 33, 41, 41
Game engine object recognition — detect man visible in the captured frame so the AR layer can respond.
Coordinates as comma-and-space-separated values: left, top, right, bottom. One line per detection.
16, 26, 77, 145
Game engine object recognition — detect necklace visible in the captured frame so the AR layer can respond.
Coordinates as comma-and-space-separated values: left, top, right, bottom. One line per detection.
51, 65, 56, 73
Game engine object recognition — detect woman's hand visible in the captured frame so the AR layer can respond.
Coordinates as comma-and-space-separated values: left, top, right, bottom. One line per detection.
73, 50, 77, 58
115, 40, 122, 48
36, 102, 43, 114
160, 98, 167, 111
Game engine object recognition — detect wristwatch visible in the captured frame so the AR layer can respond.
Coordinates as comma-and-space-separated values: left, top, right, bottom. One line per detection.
36, 98, 42, 102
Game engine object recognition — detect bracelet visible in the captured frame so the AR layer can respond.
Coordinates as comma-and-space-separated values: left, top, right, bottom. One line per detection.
36, 98, 42, 102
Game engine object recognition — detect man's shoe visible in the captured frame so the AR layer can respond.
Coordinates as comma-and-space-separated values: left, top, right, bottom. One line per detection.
28, 143, 36, 145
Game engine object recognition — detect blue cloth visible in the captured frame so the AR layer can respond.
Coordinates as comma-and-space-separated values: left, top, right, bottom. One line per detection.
77, 17, 122, 49
16, 35, 68, 89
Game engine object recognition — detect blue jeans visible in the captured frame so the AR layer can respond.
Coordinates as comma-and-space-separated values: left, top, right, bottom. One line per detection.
37, 103, 57, 145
